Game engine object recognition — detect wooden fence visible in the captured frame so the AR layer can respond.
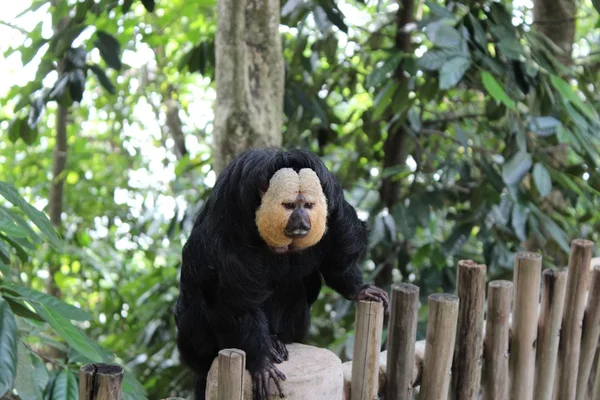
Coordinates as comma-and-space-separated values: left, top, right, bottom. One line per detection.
79, 238, 599, 400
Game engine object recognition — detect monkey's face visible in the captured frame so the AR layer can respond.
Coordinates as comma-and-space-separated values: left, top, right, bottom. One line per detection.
255, 168, 327, 253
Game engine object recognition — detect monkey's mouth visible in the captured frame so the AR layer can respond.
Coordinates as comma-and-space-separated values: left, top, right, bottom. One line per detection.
284, 228, 309, 238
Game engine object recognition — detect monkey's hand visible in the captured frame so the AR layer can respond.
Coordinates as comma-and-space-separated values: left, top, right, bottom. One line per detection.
270, 334, 289, 364
251, 362, 286, 400
356, 284, 389, 312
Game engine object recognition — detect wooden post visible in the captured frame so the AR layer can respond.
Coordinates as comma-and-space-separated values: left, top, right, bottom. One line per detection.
555, 239, 594, 400
576, 265, 600, 400
593, 357, 600, 400
452, 260, 486, 400
534, 268, 568, 400
484, 280, 513, 400
385, 283, 420, 400
351, 300, 385, 400
79, 363, 124, 400
510, 251, 542, 400
216, 349, 246, 400
420, 293, 459, 400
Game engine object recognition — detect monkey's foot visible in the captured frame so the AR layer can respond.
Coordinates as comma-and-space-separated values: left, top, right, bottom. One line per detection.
251, 363, 286, 400
356, 284, 389, 311
270, 334, 289, 363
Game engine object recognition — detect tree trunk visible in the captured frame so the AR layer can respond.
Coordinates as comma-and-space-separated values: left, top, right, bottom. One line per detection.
533, 0, 576, 66
47, 0, 70, 299
526, 0, 576, 264
213, 0, 284, 174
47, 105, 68, 298
376, 0, 415, 288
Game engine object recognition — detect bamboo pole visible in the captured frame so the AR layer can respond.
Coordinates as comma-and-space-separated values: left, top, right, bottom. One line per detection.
420, 293, 459, 400
533, 268, 568, 400
510, 251, 542, 400
576, 265, 600, 400
484, 280, 513, 400
385, 283, 419, 400
452, 260, 487, 400
593, 357, 600, 400
351, 300, 385, 400
79, 363, 124, 400
555, 239, 594, 400
216, 349, 246, 400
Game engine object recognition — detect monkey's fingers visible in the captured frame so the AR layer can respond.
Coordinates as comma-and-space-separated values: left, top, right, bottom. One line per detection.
269, 345, 283, 363
252, 372, 263, 400
267, 366, 286, 398
358, 288, 389, 310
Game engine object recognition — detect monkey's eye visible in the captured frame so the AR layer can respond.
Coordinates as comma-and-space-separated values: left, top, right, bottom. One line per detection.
282, 203, 295, 210
304, 203, 314, 209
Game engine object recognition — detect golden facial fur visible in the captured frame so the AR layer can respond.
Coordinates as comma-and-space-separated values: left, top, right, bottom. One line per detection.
255, 168, 328, 252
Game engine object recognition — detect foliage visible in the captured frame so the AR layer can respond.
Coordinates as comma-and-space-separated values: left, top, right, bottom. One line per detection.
0, 181, 146, 399
0, 0, 599, 398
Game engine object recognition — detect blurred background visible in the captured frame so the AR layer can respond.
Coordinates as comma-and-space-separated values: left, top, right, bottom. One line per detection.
0, 0, 599, 398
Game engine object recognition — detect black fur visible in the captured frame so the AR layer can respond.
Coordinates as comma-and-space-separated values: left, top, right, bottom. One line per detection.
173, 148, 368, 399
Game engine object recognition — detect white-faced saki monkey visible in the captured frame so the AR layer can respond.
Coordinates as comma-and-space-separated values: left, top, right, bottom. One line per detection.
173, 148, 389, 400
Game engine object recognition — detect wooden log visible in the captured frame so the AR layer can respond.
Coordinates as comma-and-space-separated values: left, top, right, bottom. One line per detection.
216, 349, 246, 400
351, 300, 385, 400
555, 239, 594, 400
79, 363, 124, 400
452, 260, 487, 400
420, 293, 459, 400
385, 283, 420, 400
510, 251, 542, 400
533, 268, 568, 400
484, 280, 513, 400
576, 265, 600, 400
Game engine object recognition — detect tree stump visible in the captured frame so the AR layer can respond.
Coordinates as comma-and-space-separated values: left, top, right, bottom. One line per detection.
206, 343, 343, 399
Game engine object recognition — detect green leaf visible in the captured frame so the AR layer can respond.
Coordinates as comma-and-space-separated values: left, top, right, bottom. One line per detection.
0, 182, 62, 249
533, 163, 552, 197
141, 0, 155, 12
95, 31, 122, 70
0, 297, 17, 396
481, 71, 516, 109
550, 75, 597, 120
0, 218, 28, 238
317, 1, 348, 33
593, 0, 600, 14
511, 202, 529, 241
2, 294, 44, 322
14, 342, 41, 400
502, 151, 532, 186
426, 22, 462, 49
439, 57, 471, 90
89, 64, 115, 94
0, 283, 90, 321
418, 48, 462, 71
496, 37, 523, 60
33, 303, 102, 363
443, 222, 474, 256
424, 1, 456, 20
32, 356, 49, 393
372, 81, 398, 120
528, 116, 561, 136
68, 69, 86, 103
366, 52, 403, 88
51, 370, 78, 400
122, 0, 134, 12
467, 13, 487, 50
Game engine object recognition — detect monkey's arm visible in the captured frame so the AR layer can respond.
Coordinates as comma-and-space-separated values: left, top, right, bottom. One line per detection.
209, 252, 286, 399
320, 201, 389, 309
